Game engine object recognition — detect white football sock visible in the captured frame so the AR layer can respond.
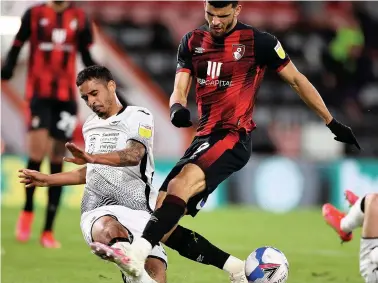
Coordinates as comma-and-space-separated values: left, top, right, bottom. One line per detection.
340, 197, 365, 233
121, 270, 158, 283
133, 238, 153, 260
223, 255, 245, 275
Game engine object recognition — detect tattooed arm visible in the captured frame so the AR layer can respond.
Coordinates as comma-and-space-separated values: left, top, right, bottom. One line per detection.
91, 140, 146, 167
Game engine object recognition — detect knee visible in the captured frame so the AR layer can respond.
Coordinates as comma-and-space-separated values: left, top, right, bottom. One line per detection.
145, 260, 166, 283
167, 177, 186, 193
365, 194, 378, 211
91, 216, 120, 244
29, 149, 45, 162
50, 141, 66, 163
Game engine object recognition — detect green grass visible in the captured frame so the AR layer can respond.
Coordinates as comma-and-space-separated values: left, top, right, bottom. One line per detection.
1, 206, 362, 283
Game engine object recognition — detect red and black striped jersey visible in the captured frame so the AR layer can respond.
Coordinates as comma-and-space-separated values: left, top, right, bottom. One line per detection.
176, 21, 290, 136
13, 3, 93, 102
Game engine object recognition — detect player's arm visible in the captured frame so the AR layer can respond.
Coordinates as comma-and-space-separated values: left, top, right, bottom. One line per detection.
65, 108, 153, 167
64, 140, 146, 167
1, 8, 32, 80
18, 166, 87, 188
78, 14, 96, 67
170, 32, 194, 128
278, 62, 333, 124
256, 31, 360, 149
91, 140, 146, 167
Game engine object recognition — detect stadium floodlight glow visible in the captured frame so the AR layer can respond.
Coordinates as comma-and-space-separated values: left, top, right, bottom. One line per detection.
0, 16, 21, 36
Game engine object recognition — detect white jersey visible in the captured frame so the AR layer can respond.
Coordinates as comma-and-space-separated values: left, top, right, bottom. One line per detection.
81, 106, 156, 214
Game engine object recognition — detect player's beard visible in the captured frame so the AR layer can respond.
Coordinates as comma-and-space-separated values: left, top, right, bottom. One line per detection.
210, 20, 234, 38
53, 1, 65, 5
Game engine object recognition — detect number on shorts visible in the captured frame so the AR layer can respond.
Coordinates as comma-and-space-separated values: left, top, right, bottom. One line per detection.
57, 111, 77, 138
190, 142, 210, 159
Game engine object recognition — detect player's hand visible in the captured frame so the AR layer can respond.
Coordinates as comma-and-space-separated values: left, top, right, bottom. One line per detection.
1, 66, 13, 80
170, 103, 193, 128
18, 169, 50, 188
64, 142, 94, 165
327, 119, 361, 150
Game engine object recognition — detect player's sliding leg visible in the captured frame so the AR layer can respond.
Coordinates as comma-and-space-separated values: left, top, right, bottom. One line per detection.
89, 216, 162, 283
164, 225, 247, 283
16, 129, 49, 242
322, 191, 366, 242
340, 193, 366, 234
359, 193, 378, 283
121, 164, 208, 276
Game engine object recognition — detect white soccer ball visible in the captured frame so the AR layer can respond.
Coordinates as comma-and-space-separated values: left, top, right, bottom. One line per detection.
245, 246, 289, 283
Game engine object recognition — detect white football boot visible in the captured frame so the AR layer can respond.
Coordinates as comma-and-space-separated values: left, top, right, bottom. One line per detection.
90, 241, 145, 277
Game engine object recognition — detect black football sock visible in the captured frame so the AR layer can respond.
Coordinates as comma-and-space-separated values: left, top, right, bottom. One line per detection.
43, 162, 63, 232
361, 196, 366, 213
142, 195, 186, 247
23, 159, 42, 212
108, 237, 131, 246
165, 225, 230, 269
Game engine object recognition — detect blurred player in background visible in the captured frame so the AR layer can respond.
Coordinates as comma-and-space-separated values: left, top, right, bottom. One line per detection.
114, 1, 361, 281
1, 1, 96, 248
323, 190, 378, 283
18, 66, 167, 283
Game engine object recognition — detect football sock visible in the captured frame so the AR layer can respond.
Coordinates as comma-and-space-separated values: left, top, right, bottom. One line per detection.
108, 237, 131, 246
142, 195, 186, 247
23, 159, 42, 212
43, 162, 63, 232
165, 225, 230, 270
341, 196, 365, 233
121, 270, 158, 283
223, 255, 245, 275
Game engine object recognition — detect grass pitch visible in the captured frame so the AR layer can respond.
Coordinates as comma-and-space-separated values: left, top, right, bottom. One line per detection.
1, 206, 361, 283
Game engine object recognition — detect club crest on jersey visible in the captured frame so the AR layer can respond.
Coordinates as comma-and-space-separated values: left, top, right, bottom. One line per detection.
138, 124, 152, 139
232, 44, 245, 61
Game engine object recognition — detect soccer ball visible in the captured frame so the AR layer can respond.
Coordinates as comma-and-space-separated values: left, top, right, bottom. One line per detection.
245, 246, 289, 283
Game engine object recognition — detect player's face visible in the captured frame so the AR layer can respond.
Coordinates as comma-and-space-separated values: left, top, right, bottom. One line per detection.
79, 79, 116, 119
204, 3, 241, 38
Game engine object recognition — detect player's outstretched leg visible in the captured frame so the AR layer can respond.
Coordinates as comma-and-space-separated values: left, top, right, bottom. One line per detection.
323, 190, 366, 242
121, 164, 205, 277
89, 216, 161, 283
359, 193, 378, 283
164, 225, 248, 283
322, 204, 353, 242
340, 192, 365, 233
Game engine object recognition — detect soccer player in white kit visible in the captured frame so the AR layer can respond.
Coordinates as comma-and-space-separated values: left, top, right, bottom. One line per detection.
18, 65, 167, 283
323, 190, 378, 283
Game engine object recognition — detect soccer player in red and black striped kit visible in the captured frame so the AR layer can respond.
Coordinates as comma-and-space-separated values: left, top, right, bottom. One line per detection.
90, 1, 361, 282
1, 1, 96, 248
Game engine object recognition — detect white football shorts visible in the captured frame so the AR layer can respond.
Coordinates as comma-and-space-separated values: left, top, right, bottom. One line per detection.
80, 205, 168, 267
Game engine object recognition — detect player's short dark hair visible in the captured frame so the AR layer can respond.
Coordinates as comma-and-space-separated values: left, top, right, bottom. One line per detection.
76, 65, 114, 87
207, 1, 238, 8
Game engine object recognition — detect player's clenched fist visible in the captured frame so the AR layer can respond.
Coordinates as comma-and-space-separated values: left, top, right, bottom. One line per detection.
170, 103, 193, 128
18, 169, 49, 188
